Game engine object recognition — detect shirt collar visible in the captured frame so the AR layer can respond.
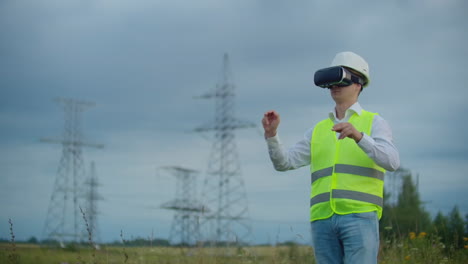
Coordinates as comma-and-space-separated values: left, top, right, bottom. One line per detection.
328, 102, 363, 122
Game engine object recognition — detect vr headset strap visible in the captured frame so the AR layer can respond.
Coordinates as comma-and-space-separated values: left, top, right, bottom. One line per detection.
350, 74, 364, 86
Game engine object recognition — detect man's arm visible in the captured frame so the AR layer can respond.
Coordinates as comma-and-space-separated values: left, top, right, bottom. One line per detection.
262, 111, 311, 171
266, 133, 311, 171
358, 116, 400, 171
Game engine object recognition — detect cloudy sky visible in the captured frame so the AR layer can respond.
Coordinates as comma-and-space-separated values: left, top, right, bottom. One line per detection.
1, 0, 467, 244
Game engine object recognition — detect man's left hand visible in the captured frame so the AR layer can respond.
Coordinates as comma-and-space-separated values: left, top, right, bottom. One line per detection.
332, 123, 363, 142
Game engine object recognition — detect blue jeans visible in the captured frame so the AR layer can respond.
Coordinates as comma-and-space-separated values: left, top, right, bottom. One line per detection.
310, 212, 379, 264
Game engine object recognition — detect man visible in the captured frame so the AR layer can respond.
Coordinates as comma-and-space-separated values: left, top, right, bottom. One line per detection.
262, 51, 400, 264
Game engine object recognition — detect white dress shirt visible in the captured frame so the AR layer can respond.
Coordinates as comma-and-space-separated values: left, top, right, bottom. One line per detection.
266, 102, 400, 172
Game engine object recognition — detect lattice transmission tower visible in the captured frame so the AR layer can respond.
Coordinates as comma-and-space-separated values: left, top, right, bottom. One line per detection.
195, 53, 254, 245
384, 167, 419, 206
160, 166, 204, 246
84, 161, 102, 244
42, 98, 103, 244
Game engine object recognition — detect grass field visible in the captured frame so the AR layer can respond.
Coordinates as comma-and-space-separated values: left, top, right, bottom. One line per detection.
1, 236, 467, 264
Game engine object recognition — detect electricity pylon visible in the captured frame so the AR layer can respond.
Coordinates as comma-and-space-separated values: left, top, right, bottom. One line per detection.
195, 53, 254, 246
385, 170, 403, 206
160, 166, 204, 246
84, 161, 102, 244
384, 167, 419, 206
42, 98, 103, 244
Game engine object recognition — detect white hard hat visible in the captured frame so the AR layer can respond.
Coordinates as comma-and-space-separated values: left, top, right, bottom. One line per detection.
331, 51, 370, 88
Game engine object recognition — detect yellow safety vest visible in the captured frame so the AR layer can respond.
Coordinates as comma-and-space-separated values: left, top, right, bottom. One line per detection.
310, 110, 385, 222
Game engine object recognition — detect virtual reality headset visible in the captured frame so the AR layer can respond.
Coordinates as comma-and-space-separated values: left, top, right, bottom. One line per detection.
314, 66, 365, 88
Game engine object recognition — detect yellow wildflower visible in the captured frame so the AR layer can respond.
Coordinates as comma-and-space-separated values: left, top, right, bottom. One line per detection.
409, 232, 416, 240
463, 237, 468, 241
405, 255, 411, 260
418, 232, 427, 238
464, 245, 468, 249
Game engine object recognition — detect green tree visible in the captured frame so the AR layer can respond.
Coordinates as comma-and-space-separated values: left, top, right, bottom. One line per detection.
465, 213, 468, 236
26, 236, 38, 244
447, 206, 465, 249
380, 167, 432, 235
432, 211, 449, 245
380, 188, 395, 233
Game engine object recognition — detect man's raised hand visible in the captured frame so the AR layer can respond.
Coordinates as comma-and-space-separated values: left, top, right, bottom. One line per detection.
262, 110, 280, 138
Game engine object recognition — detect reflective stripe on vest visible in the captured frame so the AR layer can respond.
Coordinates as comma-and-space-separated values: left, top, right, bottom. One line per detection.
311, 164, 384, 184
310, 110, 386, 221
310, 190, 383, 207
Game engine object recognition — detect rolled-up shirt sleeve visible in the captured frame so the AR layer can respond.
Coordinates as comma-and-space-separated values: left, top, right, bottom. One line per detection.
357, 116, 400, 171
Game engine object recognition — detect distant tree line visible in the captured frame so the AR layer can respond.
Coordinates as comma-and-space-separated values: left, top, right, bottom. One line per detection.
380, 167, 467, 250
0, 237, 170, 247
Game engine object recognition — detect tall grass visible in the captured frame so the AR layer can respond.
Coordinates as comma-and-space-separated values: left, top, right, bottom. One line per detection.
379, 229, 468, 263
6, 219, 20, 264
80, 206, 97, 264
0, 244, 315, 264
2, 217, 466, 264
0, 238, 466, 264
